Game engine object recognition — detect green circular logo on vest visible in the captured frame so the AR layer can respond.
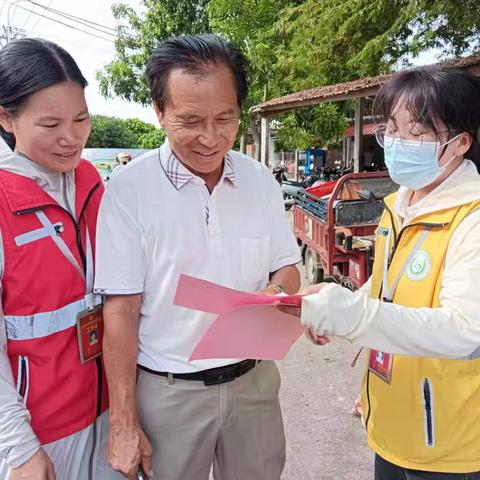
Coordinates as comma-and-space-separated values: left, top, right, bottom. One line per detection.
406, 250, 431, 281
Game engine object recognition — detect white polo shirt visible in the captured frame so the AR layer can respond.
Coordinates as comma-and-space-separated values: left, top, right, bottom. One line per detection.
94, 141, 301, 373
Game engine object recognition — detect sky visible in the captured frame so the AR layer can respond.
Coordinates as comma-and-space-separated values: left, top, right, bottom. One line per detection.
0, 0, 442, 127
0, 0, 158, 125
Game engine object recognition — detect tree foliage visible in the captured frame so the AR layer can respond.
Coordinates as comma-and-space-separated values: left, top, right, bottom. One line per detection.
273, 0, 480, 92
86, 115, 162, 148
97, 0, 211, 105
86, 115, 137, 148
270, 0, 480, 146
97, 0, 480, 149
208, 0, 295, 104
138, 129, 166, 149
124, 117, 157, 138
275, 104, 348, 151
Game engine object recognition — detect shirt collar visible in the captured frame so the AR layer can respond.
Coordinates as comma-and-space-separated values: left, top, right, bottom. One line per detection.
159, 141, 237, 190
223, 154, 236, 186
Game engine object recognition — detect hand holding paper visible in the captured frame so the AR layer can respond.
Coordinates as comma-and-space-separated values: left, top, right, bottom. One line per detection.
275, 283, 331, 345
173, 275, 306, 361
174, 273, 303, 314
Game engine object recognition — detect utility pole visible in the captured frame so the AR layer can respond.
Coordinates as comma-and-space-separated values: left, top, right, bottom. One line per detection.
0, 25, 26, 47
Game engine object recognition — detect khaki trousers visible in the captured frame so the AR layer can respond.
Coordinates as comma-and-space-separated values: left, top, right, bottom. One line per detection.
136, 360, 286, 480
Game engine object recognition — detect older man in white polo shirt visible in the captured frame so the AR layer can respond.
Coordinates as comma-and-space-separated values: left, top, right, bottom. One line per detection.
94, 34, 301, 480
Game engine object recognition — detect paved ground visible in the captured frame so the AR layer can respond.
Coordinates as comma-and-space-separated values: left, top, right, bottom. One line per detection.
279, 335, 373, 479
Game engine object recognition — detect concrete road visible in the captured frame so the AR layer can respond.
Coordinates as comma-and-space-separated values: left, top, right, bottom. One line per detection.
279, 336, 373, 479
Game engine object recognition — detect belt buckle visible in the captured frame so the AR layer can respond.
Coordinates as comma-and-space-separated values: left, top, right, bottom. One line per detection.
204, 365, 237, 386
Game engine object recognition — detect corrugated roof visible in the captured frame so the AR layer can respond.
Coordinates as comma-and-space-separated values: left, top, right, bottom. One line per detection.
344, 122, 377, 137
250, 54, 480, 116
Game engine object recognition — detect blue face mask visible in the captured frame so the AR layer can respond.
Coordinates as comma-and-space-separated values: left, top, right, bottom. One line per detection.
384, 135, 459, 189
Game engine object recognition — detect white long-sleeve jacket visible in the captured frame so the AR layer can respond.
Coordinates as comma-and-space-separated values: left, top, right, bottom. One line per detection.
301, 160, 480, 359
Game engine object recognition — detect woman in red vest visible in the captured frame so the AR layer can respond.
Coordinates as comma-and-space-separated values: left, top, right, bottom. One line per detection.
0, 38, 120, 480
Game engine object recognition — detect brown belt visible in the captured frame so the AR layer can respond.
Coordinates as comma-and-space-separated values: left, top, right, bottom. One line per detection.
138, 359, 260, 386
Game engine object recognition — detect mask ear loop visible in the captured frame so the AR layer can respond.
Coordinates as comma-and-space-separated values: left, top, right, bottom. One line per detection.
437, 132, 463, 169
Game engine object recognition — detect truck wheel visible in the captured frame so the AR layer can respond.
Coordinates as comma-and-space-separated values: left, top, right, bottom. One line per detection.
305, 247, 324, 284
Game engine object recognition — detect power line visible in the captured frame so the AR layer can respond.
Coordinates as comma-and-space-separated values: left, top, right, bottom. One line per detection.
28, 0, 53, 34
18, 1, 117, 38
27, 0, 118, 35
9, 0, 19, 25
12, 3, 116, 42
0, 0, 7, 22
6, 0, 22, 32
28, 0, 116, 33
21, 0, 36, 29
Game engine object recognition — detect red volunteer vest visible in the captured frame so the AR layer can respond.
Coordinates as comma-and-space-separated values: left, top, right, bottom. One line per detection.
0, 160, 108, 444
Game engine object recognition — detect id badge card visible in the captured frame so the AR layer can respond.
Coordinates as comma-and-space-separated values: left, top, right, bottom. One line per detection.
76, 305, 104, 364
368, 349, 393, 383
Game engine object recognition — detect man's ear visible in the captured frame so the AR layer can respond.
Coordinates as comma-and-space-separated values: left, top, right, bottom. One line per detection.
0, 107, 14, 133
152, 102, 164, 129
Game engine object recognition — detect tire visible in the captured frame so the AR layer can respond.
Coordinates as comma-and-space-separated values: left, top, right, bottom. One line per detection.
305, 247, 324, 284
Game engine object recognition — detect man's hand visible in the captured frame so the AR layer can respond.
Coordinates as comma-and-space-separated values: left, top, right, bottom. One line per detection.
258, 281, 328, 298
255, 286, 282, 296
108, 423, 153, 479
276, 282, 328, 317
10, 448, 55, 480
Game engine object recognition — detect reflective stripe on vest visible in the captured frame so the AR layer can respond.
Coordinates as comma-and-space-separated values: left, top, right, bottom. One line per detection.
34, 210, 95, 296
11, 209, 96, 312
5, 297, 86, 340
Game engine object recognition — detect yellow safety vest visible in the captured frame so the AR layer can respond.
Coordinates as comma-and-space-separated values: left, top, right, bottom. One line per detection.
361, 192, 480, 473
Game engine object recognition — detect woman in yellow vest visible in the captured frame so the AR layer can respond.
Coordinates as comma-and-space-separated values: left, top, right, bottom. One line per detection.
288, 67, 480, 479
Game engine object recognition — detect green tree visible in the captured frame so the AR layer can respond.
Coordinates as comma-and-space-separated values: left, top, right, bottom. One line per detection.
275, 105, 347, 151
138, 129, 167, 149
97, 0, 480, 150
268, 0, 479, 148
86, 115, 138, 148
97, 0, 211, 105
208, 0, 295, 105
273, 0, 479, 93
414, 0, 480, 56
124, 117, 157, 140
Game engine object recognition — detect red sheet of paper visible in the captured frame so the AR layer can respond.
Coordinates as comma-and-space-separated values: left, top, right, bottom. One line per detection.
173, 274, 305, 361
174, 274, 303, 313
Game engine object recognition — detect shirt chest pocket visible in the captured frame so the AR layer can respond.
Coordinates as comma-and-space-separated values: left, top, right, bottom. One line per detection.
240, 237, 270, 288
